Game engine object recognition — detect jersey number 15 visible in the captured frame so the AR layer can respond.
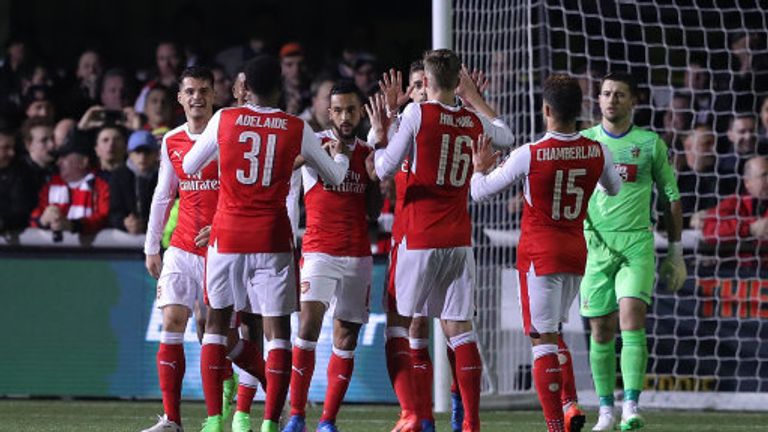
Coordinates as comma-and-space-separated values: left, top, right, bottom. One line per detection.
552, 168, 585, 221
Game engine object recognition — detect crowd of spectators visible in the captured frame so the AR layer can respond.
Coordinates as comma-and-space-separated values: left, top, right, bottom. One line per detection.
0, 36, 388, 243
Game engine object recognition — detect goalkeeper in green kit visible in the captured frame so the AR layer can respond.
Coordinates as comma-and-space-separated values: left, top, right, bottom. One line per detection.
579, 72, 686, 432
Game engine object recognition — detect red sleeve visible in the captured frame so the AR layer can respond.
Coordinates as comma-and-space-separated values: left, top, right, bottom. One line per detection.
78, 178, 111, 235
29, 183, 51, 228
702, 196, 754, 242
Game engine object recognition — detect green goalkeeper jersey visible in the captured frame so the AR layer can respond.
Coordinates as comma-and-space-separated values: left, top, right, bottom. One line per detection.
581, 124, 680, 232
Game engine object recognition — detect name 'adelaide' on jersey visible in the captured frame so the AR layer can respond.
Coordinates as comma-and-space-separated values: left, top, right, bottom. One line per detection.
165, 125, 219, 255
302, 130, 372, 257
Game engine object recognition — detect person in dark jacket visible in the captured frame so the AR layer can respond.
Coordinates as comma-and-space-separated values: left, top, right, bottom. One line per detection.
109, 130, 158, 234
0, 129, 36, 232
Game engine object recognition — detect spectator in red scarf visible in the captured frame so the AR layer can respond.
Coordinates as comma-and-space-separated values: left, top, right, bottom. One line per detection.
30, 134, 109, 235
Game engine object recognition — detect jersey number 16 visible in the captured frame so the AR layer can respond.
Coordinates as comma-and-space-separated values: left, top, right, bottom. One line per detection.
436, 134, 472, 187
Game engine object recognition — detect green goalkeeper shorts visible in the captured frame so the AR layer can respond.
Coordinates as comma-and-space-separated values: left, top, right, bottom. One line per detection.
579, 230, 655, 318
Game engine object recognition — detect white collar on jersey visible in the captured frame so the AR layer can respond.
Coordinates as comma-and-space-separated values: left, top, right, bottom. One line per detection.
244, 103, 281, 114
182, 123, 201, 140
423, 100, 463, 112
543, 130, 581, 141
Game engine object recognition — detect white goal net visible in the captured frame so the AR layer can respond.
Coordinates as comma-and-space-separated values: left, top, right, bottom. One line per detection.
454, 0, 768, 411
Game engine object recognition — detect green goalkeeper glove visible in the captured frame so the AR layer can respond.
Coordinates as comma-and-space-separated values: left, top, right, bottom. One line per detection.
660, 241, 687, 292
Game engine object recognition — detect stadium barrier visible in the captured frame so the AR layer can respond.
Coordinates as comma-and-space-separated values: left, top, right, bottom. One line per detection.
0, 249, 396, 403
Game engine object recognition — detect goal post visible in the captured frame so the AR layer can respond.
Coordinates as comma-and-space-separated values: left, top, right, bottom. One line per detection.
451, 0, 768, 411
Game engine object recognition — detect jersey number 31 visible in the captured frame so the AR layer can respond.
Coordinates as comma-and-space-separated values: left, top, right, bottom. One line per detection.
236, 131, 276, 186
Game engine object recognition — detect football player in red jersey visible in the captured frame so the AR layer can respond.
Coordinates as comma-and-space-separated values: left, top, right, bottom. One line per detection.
142, 66, 218, 432
372, 61, 491, 432
183, 55, 349, 432
471, 75, 621, 432
372, 49, 514, 432
283, 81, 378, 432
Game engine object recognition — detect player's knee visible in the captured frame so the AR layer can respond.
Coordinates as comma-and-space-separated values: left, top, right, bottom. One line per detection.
386, 311, 411, 328
333, 334, 357, 351
410, 316, 430, 338
333, 320, 361, 351
205, 307, 233, 334
162, 305, 190, 332
298, 321, 322, 341
441, 319, 473, 338
589, 313, 617, 343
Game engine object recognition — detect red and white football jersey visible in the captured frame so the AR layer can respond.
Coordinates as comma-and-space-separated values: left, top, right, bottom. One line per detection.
374, 101, 515, 249
302, 130, 372, 257
390, 159, 409, 243
471, 131, 622, 275
144, 124, 219, 257
183, 104, 349, 254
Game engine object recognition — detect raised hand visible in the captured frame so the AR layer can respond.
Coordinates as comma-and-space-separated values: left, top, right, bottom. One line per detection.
365, 93, 391, 148
455, 66, 481, 104
457, 66, 491, 111
379, 68, 411, 114
470, 68, 490, 95
471, 134, 500, 174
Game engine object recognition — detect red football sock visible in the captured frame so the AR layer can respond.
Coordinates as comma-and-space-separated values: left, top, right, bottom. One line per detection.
410, 344, 434, 423
200, 338, 227, 417
533, 350, 565, 432
385, 335, 415, 416
230, 339, 267, 389
453, 341, 482, 431
264, 344, 292, 422
557, 336, 577, 406
319, 351, 355, 423
157, 343, 185, 424
289, 344, 316, 417
447, 346, 459, 395
236, 384, 258, 414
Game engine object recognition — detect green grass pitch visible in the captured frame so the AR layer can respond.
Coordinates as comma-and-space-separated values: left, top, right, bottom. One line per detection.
0, 400, 766, 431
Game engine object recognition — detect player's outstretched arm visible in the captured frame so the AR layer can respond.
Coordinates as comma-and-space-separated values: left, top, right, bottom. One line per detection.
301, 123, 349, 186
374, 103, 419, 180
470, 135, 528, 202
183, 111, 220, 175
